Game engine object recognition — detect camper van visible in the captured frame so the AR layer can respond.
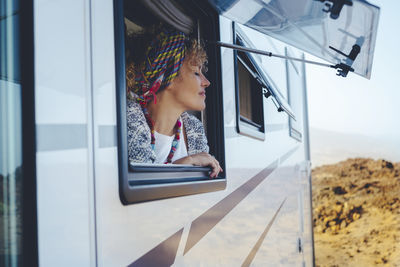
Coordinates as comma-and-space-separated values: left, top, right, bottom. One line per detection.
1, 0, 379, 266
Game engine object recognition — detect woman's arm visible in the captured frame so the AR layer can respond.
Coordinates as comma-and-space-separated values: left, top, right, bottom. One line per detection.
173, 152, 223, 178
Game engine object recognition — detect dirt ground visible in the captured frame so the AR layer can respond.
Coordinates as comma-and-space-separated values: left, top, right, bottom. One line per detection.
312, 158, 400, 266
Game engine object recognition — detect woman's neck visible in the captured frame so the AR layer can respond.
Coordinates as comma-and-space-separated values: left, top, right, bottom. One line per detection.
147, 93, 184, 136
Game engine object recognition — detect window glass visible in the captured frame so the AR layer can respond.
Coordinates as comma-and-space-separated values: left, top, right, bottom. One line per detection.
238, 59, 253, 121
234, 33, 265, 139
0, 0, 23, 264
237, 55, 263, 128
207, 0, 380, 78
286, 48, 303, 141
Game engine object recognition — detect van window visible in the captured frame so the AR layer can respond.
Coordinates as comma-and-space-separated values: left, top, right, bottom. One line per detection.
237, 53, 264, 128
232, 24, 297, 140
233, 27, 265, 140
115, 0, 226, 204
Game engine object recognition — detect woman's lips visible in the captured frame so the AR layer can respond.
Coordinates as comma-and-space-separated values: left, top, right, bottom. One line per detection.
199, 91, 206, 97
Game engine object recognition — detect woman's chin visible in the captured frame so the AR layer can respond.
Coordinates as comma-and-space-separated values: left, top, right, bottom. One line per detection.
193, 106, 205, 112
192, 103, 206, 111
184, 99, 206, 112
199, 101, 206, 111
193, 99, 206, 111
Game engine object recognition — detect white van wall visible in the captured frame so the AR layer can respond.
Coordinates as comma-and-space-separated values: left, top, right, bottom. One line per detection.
34, 0, 96, 266
34, 0, 313, 265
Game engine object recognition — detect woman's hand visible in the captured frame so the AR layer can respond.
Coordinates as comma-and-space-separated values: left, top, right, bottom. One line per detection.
173, 152, 223, 178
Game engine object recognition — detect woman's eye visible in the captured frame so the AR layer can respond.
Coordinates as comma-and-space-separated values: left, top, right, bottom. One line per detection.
194, 72, 200, 76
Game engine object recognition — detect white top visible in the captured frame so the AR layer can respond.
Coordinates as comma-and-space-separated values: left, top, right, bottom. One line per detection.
154, 120, 188, 164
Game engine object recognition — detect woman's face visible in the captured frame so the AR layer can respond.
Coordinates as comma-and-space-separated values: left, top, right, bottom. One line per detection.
166, 58, 210, 111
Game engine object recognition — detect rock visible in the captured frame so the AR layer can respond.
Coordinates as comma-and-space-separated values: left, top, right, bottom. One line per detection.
334, 204, 343, 213
315, 225, 324, 233
343, 202, 349, 213
333, 186, 347, 195
331, 225, 340, 233
383, 160, 394, 169
312, 158, 400, 266
352, 213, 360, 221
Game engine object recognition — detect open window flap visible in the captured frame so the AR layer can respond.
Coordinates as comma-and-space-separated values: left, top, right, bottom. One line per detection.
236, 25, 296, 119
208, 0, 380, 79
261, 69, 296, 119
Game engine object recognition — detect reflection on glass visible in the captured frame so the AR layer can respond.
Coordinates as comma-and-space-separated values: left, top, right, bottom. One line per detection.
237, 55, 263, 128
1, 0, 23, 265
208, 0, 380, 78
286, 49, 303, 141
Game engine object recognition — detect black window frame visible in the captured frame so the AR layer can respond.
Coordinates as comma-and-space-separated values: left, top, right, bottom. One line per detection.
114, 0, 226, 204
1, 0, 38, 265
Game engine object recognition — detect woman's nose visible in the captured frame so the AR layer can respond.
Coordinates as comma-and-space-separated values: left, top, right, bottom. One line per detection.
202, 75, 211, 88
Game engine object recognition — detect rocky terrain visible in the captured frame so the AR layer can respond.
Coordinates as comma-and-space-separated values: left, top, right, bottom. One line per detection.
312, 158, 400, 266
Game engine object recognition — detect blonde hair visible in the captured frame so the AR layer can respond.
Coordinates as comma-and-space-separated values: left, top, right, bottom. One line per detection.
185, 39, 208, 72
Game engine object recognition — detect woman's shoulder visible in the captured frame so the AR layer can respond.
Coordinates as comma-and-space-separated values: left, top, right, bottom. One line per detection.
126, 93, 149, 132
126, 94, 148, 125
181, 112, 209, 154
181, 112, 205, 134
127, 94, 142, 113
126, 93, 155, 163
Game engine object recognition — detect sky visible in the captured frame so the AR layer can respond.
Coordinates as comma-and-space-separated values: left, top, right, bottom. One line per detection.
306, 0, 400, 139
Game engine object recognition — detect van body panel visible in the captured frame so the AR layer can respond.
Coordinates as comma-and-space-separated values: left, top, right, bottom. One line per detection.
32, 0, 316, 265
34, 0, 97, 265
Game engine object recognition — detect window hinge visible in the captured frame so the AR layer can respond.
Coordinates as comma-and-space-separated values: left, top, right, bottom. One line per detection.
262, 88, 271, 98
315, 0, 353, 20
328, 44, 360, 77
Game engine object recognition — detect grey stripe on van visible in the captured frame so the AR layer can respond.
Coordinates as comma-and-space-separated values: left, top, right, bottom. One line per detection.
242, 198, 287, 267
99, 125, 117, 148
183, 159, 279, 254
128, 228, 183, 267
36, 124, 117, 151
184, 146, 298, 255
37, 124, 87, 151
280, 146, 298, 163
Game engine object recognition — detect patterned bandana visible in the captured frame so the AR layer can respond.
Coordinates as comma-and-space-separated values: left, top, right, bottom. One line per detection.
135, 29, 186, 104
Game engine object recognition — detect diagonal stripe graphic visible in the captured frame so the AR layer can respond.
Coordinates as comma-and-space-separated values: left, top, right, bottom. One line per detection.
184, 160, 279, 254
184, 147, 298, 254
128, 228, 183, 267
241, 198, 287, 267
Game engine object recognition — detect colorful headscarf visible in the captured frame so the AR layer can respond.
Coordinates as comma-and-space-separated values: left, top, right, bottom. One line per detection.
134, 29, 186, 104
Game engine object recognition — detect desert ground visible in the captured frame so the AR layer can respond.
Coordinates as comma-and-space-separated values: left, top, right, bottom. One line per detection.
312, 158, 400, 266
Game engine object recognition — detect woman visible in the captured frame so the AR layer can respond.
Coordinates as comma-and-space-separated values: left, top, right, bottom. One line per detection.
126, 27, 222, 178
